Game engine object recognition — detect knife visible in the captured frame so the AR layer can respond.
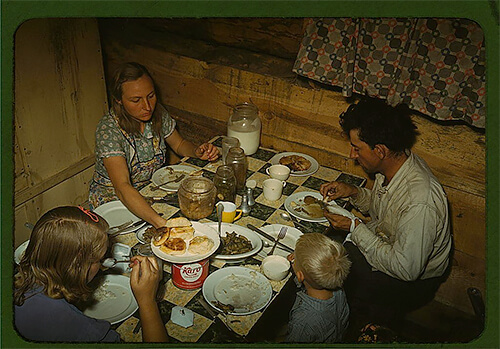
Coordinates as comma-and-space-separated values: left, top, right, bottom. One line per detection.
246, 224, 294, 253
109, 220, 145, 236
198, 298, 236, 334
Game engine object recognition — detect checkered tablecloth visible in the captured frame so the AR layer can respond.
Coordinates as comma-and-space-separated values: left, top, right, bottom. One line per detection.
111, 136, 366, 343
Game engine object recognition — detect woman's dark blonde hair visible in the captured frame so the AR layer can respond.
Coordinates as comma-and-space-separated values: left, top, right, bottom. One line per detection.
110, 62, 162, 136
294, 233, 351, 290
14, 206, 109, 306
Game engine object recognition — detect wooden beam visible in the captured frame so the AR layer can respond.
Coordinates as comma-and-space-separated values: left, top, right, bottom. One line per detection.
14, 155, 95, 207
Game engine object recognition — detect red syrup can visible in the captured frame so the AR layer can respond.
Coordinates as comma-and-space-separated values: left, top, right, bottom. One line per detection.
171, 258, 210, 290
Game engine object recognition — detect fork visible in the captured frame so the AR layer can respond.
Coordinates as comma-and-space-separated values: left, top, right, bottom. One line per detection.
151, 174, 186, 191
268, 226, 288, 256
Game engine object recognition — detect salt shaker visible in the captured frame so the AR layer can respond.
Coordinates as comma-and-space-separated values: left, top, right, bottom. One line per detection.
239, 192, 252, 216
246, 179, 256, 206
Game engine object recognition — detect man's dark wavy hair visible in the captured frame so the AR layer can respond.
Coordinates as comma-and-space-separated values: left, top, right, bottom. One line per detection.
340, 96, 419, 153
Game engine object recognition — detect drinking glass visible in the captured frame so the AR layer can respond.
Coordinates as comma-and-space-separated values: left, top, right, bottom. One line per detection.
221, 136, 240, 164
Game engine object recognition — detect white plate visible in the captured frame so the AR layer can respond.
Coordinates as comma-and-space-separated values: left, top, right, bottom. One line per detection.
202, 266, 272, 316
136, 224, 154, 244
83, 274, 138, 325
208, 223, 263, 262
94, 201, 146, 234
14, 240, 30, 264
151, 164, 199, 192
269, 152, 319, 177
285, 191, 328, 223
151, 221, 220, 263
257, 224, 303, 259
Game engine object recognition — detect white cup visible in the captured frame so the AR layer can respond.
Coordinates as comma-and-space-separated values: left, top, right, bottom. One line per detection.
263, 178, 286, 201
261, 255, 290, 281
266, 164, 291, 181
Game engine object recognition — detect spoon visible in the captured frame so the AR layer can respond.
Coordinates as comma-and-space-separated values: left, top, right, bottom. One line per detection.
101, 257, 131, 269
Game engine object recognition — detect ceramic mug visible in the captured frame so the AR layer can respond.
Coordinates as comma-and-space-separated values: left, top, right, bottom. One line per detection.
263, 178, 286, 201
217, 201, 243, 223
266, 164, 291, 181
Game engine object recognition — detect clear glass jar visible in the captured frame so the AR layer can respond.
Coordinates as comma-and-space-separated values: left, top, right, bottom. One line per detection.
213, 165, 237, 203
227, 103, 261, 155
178, 177, 216, 220
226, 147, 247, 192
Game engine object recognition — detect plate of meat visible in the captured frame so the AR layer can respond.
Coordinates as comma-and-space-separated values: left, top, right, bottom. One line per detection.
270, 152, 319, 177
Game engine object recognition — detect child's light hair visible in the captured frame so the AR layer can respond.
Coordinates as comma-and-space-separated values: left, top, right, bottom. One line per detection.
14, 206, 109, 306
294, 233, 351, 290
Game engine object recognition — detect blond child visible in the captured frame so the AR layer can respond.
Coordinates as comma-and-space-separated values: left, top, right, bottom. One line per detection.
14, 206, 168, 342
285, 233, 351, 343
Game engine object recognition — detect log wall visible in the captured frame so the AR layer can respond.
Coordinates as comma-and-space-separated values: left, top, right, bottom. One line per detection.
14, 18, 107, 246
99, 18, 486, 315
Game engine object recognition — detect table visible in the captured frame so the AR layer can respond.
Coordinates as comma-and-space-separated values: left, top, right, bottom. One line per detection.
110, 136, 366, 343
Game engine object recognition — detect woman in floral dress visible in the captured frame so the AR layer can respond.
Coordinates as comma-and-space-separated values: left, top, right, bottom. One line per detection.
89, 62, 219, 228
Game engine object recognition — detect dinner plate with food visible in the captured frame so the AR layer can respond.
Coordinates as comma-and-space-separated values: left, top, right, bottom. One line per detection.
207, 223, 263, 262
256, 224, 303, 259
269, 152, 319, 177
83, 274, 138, 325
202, 266, 272, 316
151, 164, 200, 192
284, 191, 328, 223
94, 200, 146, 235
150, 217, 220, 263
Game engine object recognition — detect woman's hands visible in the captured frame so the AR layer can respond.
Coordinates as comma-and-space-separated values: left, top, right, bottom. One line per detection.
319, 181, 358, 201
130, 255, 160, 307
194, 143, 220, 161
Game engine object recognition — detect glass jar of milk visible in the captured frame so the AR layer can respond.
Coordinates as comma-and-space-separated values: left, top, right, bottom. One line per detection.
227, 103, 261, 155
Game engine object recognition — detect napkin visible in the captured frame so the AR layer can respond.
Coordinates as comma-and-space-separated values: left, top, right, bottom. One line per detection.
325, 201, 356, 220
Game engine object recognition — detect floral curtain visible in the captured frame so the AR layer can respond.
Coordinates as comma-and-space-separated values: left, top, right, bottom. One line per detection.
293, 18, 486, 128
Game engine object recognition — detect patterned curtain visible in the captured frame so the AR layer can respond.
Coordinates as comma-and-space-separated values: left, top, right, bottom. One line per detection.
293, 18, 486, 128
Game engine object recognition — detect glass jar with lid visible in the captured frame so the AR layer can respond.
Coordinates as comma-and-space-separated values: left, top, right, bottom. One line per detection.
213, 165, 237, 203
227, 103, 261, 155
178, 177, 216, 220
226, 147, 247, 192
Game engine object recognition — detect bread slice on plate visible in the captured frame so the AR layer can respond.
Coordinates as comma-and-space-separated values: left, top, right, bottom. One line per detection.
188, 235, 214, 255
169, 226, 195, 240
159, 237, 186, 255
166, 217, 192, 228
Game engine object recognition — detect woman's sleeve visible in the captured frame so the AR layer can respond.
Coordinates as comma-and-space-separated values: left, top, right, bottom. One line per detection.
157, 104, 176, 138
95, 117, 126, 160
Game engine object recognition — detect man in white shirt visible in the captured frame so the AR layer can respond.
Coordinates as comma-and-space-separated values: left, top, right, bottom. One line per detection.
320, 97, 452, 328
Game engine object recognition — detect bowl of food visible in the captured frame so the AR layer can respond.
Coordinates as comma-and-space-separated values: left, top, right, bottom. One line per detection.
209, 223, 263, 263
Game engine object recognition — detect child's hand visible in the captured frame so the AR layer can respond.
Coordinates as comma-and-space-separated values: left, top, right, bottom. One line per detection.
195, 143, 220, 161
130, 256, 160, 306
286, 253, 295, 262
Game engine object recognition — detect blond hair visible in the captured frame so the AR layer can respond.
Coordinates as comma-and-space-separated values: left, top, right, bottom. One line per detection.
294, 233, 351, 290
14, 206, 109, 306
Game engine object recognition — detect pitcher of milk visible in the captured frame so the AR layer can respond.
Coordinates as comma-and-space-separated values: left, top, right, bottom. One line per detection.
227, 103, 261, 155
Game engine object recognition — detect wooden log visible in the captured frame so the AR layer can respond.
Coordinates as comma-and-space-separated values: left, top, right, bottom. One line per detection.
99, 34, 485, 198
